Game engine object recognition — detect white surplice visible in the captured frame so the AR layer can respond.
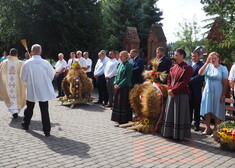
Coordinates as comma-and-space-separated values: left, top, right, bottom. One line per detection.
20, 55, 55, 102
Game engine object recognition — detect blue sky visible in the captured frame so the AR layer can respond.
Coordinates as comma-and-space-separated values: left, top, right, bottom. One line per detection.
157, 0, 210, 43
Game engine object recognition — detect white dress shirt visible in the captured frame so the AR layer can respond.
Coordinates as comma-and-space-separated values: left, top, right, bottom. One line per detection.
55, 59, 67, 72
77, 57, 87, 68
229, 64, 235, 81
67, 58, 77, 67
129, 56, 137, 65
104, 58, 119, 78
84, 58, 92, 72
94, 57, 110, 76
192, 61, 197, 67
20, 55, 55, 102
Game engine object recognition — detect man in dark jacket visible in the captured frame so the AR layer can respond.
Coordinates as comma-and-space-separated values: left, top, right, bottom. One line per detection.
149, 47, 172, 84
155, 47, 172, 74
129, 49, 144, 86
188, 51, 204, 131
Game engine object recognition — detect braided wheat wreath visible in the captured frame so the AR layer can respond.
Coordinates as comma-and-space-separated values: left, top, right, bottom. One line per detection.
120, 59, 168, 134
60, 61, 93, 106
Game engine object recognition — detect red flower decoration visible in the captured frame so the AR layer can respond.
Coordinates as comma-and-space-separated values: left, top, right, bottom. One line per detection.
151, 71, 156, 76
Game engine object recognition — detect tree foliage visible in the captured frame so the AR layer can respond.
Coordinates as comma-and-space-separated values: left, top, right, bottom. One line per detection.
0, 0, 163, 60
101, 0, 163, 57
173, 18, 203, 56
0, 0, 103, 60
201, 0, 235, 62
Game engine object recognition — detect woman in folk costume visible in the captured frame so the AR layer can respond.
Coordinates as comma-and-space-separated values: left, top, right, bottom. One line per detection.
111, 51, 133, 125
161, 48, 193, 140
0, 48, 26, 118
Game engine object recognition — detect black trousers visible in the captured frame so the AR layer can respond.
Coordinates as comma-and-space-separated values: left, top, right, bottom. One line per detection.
189, 100, 201, 127
106, 77, 115, 105
86, 72, 93, 79
23, 100, 51, 133
97, 74, 108, 103
56, 72, 65, 96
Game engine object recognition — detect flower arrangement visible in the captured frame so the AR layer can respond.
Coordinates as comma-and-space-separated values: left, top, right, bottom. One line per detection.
59, 96, 93, 105
213, 120, 235, 151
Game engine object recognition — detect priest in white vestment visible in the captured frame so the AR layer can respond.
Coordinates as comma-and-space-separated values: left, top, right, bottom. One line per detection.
0, 48, 26, 119
20, 44, 55, 137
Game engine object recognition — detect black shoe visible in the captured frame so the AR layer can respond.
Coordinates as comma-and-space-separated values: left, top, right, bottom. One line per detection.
105, 104, 113, 108
194, 126, 200, 131
12, 113, 18, 119
56, 95, 60, 98
21, 123, 29, 130
94, 101, 102, 104
102, 102, 108, 106
44, 132, 50, 137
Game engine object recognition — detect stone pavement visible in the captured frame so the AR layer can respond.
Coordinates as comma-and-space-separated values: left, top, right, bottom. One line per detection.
0, 93, 234, 168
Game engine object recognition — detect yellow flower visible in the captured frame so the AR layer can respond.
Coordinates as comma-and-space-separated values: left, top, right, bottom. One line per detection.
223, 135, 233, 142
220, 133, 233, 142
218, 132, 226, 136
143, 118, 149, 125
221, 127, 229, 133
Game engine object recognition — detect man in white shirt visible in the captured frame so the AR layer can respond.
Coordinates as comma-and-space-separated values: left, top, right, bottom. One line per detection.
83, 51, 93, 78
94, 50, 110, 105
228, 64, 235, 116
55, 53, 67, 98
104, 51, 119, 107
76, 50, 87, 70
20, 44, 55, 137
115, 51, 121, 63
67, 52, 77, 69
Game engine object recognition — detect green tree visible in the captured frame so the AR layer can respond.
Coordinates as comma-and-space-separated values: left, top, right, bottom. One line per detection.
0, 0, 103, 60
201, 0, 235, 62
101, 0, 163, 57
174, 17, 203, 55
140, 0, 163, 56
101, 0, 142, 50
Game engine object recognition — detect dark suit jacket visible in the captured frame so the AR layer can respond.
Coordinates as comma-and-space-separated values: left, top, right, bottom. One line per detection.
157, 56, 172, 74
188, 60, 204, 103
149, 56, 172, 84
131, 56, 144, 86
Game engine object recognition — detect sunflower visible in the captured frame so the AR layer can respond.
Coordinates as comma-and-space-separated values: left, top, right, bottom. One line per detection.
143, 118, 149, 125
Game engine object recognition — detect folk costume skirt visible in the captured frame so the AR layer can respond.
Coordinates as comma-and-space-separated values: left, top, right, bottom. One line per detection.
111, 87, 132, 124
161, 94, 191, 140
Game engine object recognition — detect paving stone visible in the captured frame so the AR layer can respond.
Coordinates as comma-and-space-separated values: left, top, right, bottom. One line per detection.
0, 93, 235, 168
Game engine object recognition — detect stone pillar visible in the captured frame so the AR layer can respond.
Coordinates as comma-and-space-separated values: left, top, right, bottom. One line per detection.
123, 27, 140, 52
147, 24, 167, 62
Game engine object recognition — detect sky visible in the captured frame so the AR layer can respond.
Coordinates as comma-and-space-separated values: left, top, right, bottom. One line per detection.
157, 0, 210, 43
